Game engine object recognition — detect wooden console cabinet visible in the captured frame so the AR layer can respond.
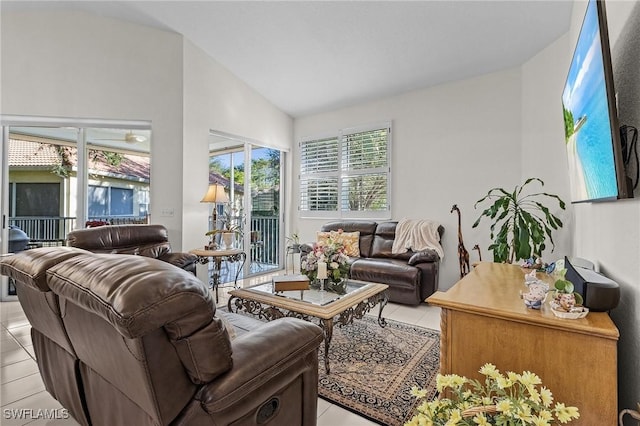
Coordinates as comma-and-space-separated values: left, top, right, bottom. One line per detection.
427, 262, 619, 425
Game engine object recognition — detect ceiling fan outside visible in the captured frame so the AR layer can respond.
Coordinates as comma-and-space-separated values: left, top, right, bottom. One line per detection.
92, 130, 147, 144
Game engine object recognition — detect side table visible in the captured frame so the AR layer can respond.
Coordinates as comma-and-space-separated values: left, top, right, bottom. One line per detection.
189, 248, 247, 302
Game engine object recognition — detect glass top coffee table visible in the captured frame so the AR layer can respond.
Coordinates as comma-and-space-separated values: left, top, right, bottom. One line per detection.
227, 279, 389, 374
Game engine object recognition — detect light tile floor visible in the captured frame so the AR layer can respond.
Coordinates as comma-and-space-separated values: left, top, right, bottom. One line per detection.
1, 274, 441, 426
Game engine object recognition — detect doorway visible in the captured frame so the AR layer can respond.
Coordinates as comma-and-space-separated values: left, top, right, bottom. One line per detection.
208, 131, 285, 281
1, 116, 151, 300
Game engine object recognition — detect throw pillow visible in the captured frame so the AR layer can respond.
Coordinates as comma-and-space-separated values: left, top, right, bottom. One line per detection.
316, 230, 360, 257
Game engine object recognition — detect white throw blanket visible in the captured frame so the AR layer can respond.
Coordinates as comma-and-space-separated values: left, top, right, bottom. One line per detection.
392, 219, 444, 259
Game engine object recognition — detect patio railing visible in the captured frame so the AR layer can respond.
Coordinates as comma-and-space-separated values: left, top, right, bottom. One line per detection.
250, 215, 280, 267
9, 215, 282, 272
9, 216, 76, 246
9, 216, 149, 246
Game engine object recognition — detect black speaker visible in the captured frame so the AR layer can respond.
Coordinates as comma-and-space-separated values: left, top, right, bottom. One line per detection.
564, 257, 620, 312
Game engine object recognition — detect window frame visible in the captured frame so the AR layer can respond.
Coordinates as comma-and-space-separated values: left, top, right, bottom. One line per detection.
299, 121, 392, 219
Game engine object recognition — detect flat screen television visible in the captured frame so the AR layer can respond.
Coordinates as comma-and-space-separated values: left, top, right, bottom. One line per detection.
562, 0, 631, 203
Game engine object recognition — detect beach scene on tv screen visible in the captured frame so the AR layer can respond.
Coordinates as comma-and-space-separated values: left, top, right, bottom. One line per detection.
562, 0, 618, 202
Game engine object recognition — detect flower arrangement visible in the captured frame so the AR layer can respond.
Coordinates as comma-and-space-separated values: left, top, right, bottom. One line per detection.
301, 237, 349, 283
406, 363, 580, 426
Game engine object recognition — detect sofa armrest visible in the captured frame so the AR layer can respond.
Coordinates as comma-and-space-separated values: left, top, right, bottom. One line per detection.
158, 252, 197, 270
408, 249, 439, 266
196, 318, 323, 412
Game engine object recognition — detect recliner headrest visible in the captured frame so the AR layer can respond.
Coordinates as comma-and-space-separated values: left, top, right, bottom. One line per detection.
0, 247, 90, 291
66, 224, 169, 251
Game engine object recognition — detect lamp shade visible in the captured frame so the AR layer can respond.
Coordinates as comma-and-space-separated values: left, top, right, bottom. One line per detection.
200, 184, 229, 204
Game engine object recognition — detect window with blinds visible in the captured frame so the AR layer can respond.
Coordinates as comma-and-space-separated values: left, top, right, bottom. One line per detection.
299, 123, 391, 218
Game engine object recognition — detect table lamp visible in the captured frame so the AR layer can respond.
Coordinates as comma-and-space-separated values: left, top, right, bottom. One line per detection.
200, 184, 229, 228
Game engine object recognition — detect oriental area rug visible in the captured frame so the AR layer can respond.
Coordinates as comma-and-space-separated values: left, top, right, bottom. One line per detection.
318, 316, 440, 425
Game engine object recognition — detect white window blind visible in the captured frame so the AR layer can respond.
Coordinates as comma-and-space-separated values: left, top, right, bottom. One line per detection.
299, 123, 391, 218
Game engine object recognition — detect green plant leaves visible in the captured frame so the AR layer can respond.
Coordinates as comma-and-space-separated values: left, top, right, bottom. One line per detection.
473, 178, 565, 263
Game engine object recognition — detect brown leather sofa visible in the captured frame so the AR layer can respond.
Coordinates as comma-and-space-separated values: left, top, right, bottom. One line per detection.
302, 221, 444, 305
0, 247, 323, 426
66, 224, 197, 274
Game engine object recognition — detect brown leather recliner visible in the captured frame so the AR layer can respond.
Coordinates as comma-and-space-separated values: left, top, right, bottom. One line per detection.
66, 224, 197, 274
0, 247, 324, 426
0, 247, 92, 425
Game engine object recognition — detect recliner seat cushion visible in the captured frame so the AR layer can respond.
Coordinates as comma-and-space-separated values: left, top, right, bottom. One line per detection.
350, 258, 419, 289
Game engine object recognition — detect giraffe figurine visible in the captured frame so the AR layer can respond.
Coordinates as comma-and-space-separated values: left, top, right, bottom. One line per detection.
451, 204, 470, 278
472, 244, 482, 262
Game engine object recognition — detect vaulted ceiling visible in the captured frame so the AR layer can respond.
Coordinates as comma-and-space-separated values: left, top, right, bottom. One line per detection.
2, 1, 573, 117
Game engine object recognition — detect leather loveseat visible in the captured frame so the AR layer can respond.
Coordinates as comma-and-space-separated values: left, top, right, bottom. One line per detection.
66, 224, 198, 274
0, 247, 323, 426
302, 221, 444, 305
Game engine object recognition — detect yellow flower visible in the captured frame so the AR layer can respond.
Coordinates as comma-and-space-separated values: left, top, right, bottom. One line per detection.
444, 409, 462, 425
528, 386, 541, 404
538, 410, 553, 421
507, 371, 520, 383
406, 366, 579, 426
437, 374, 466, 392
411, 386, 429, 398
555, 403, 580, 423
496, 375, 513, 389
407, 413, 433, 426
531, 415, 551, 426
472, 413, 490, 425
520, 370, 542, 386
515, 403, 533, 422
479, 363, 499, 378
540, 387, 554, 407
496, 399, 512, 413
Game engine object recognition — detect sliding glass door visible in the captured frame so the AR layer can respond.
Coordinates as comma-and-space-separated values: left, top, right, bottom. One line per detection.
1, 117, 151, 300
208, 132, 285, 280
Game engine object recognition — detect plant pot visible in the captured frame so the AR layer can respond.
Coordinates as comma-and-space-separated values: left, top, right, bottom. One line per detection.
222, 232, 234, 249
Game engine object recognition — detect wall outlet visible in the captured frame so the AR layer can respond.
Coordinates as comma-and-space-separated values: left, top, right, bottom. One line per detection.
160, 208, 175, 217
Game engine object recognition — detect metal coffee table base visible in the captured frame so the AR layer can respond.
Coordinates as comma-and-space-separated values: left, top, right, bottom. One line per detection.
228, 290, 388, 374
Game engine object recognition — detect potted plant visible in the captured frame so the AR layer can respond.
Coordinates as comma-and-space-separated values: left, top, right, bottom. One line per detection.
406, 363, 580, 425
551, 268, 584, 312
285, 232, 301, 252
472, 178, 566, 263
205, 204, 242, 249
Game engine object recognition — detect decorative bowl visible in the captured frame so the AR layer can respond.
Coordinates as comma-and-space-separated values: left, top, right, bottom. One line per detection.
550, 301, 589, 319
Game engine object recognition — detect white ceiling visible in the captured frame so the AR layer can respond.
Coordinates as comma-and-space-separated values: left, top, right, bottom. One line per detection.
2, 1, 573, 118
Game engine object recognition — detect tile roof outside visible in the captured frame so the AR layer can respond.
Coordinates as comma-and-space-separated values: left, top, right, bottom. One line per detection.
8, 139, 60, 167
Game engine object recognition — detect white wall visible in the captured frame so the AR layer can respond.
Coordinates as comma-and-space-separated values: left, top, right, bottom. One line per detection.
1, 9, 293, 253
568, 0, 640, 413
1, 9, 185, 244
181, 40, 293, 252
293, 68, 523, 290
523, 0, 640, 413
521, 34, 574, 260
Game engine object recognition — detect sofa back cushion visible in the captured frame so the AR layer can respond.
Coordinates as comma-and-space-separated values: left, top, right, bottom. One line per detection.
370, 221, 445, 260
320, 221, 378, 258
370, 222, 413, 260
66, 224, 172, 259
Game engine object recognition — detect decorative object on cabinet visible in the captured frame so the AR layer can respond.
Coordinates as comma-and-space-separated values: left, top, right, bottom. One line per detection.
618, 403, 640, 426
450, 204, 470, 278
